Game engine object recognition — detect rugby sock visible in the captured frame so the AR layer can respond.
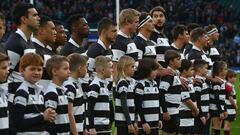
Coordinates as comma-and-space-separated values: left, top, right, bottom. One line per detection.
224, 130, 230, 135
212, 129, 220, 135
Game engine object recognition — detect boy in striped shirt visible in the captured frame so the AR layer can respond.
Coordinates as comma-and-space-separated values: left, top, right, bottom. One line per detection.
87, 56, 113, 135
159, 50, 182, 135
0, 53, 9, 134
63, 53, 88, 135
44, 55, 71, 135
193, 59, 210, 135
12, 53, 57, 135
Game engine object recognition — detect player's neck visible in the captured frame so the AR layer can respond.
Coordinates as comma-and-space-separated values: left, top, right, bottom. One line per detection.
120, 27, 131, 37
71, 34, 83, 46
52, 77, 64, 87
139, 30, 151, 40
18, 25, 33, 41
99, 36, 110, 49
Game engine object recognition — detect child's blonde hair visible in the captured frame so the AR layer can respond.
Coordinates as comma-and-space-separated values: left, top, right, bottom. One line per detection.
116, 55, 135, 82
95, 56, 111, 73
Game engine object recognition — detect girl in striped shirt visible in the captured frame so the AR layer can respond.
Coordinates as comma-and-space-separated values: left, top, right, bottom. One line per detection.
210, 61, 228, 135
134, 58, 161, 135
115, 55, 136, 135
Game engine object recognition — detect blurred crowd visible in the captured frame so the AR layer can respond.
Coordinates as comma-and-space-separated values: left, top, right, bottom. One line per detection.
0, 0, 240, 66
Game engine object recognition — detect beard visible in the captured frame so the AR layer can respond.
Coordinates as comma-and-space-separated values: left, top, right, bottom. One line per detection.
155, 25, 165, 32
78, 32, 88, 38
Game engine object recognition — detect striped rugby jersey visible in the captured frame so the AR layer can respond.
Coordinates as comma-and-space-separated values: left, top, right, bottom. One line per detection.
86, 76, 111, 133
115, 77, 136, 126
63, 77, 85, 133
135, 79, 160, 128
44, 82, 70, 135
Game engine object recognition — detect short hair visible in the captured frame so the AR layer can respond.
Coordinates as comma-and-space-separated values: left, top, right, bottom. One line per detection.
0, 12, 5, 22
67, 13, 83, 33
212, 61, 227, 77
119, 8, 140, 27
0, 53, 8, 62
226, 70, 237, 80
135, 58, 159, 80
150, 6, 166, 17
193, 59, 208, 72
46, 55, 69, 78
67, 53, 88, 72
12, 3, 35, 25
190, 28, 206, 42
172, 24, 187, 41
95, 56, 112, 72
53, 20, 63, 26
187, 23, 200, 34
98, 17, 116, 35
19, 53, 43, 71
39, 15, 52, 27
179, 59, 192, 73
164, 50, 181, 65
204, 24, 217, 32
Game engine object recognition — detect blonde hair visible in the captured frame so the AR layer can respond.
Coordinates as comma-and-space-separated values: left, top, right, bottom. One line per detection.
95, 56, 111, 73
119, 8, 140, 27
116, 55, 135, 82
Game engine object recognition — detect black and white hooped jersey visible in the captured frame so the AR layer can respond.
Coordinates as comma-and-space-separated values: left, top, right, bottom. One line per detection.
225, 82, 237, 118
150, 29, 170, 68
13, 80, 46, 134
194, 75, 209, 117
179, 77, 196, 128
159, 68, 182, 115
6, 28, 36, 82
135, 79, 160, 128
134, 33, 157, 60
32, 37, 54, 90
206, 47, 220, 63
187, 45, 213, 69
183, 42, 193, 59
210, 77, 226, 114
87, 76, 111, 133
44, 82, 70, 135
63, 77, 85, 133
87, 39, 112, 72
111, 31, 138, 62
115, 77, 136, 126
170, 43, 185, 59
0, 84, 8, 133
60, 38, 86, 56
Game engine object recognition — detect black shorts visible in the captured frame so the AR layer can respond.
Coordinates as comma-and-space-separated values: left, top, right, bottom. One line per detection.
194, 117, 210, 134
138, 128, 159, 135
179, 126, 194, 134
210, 110, 220, 117
225, 114, 236, 121
162, 114, 180, 133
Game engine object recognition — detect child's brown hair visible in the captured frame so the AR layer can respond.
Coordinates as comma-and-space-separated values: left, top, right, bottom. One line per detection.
226, 70, 237, 81
0, 53, 8, 63
46, 55, 69, 78
19, 53, 43, 71
67, 53, 88, 72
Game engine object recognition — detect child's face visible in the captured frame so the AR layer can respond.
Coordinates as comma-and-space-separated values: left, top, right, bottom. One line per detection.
21, 65, 43, 84
228, 76, 237, 83
185, 66, 194, 78
124, 63, 135, 77
149, 69, 158, 80
78, 63, 87, 78
171, 57, 181, 69
55, 61, 70, 82
0, 19, 5, 40
0, 60, 8, 82
103, 61, 113, 78
221, 64, 228, 78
